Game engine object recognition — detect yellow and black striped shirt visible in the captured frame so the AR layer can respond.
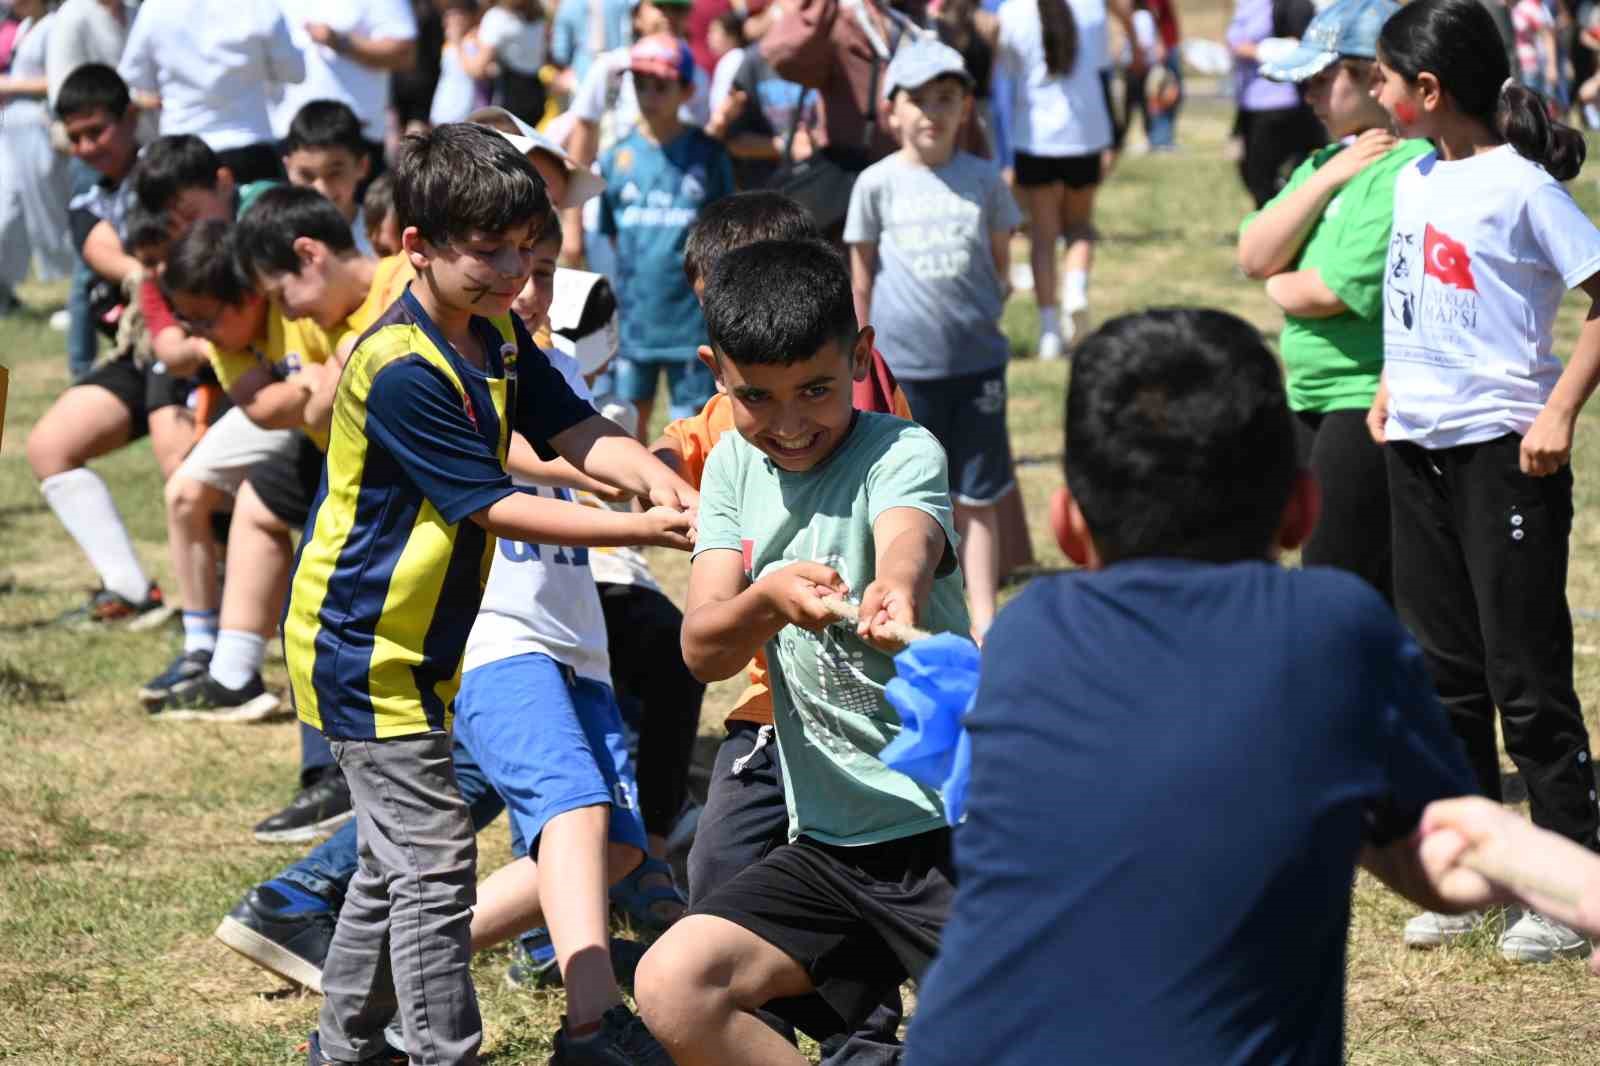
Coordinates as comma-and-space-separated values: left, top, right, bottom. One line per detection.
285, 287, 595, 740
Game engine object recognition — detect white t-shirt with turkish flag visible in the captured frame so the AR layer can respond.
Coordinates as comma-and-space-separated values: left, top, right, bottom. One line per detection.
1382, 145, 1600, 449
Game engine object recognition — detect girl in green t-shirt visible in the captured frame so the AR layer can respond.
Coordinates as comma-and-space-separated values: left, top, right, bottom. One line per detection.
1237, 27, 1423, 604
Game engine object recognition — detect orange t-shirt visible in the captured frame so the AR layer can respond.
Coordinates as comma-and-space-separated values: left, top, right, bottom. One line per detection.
660, 356, 912, 727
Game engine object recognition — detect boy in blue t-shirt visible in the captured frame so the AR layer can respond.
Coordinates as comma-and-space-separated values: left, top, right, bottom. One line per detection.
904, 309, 1481, 1066
598, 33, 733, 438
845, 37, 1022, 639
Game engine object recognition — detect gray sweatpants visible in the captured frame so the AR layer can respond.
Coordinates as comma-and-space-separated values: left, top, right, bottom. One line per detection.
317, 731, 481, 1065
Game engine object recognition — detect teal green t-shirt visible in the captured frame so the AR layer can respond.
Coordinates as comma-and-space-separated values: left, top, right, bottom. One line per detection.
694, 412, 971, 846
1244, 138, 1431, 413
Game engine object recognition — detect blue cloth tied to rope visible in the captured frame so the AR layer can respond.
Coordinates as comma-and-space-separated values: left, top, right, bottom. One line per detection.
878, 632, 980, 823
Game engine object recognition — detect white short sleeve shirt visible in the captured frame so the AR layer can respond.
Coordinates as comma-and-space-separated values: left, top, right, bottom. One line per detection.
1382, 145, 1600, 448
270, 0, 418, 142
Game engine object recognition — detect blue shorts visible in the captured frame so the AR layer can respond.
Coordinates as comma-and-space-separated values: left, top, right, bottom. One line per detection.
453, 652, 648, 858
898, 368, 1015, 506
612, 355, 717, 421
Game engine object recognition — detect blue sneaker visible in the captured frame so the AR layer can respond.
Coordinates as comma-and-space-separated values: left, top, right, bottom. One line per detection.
505, 926, 561, 989
215, 880, 335, 992
138, 649, 212, 708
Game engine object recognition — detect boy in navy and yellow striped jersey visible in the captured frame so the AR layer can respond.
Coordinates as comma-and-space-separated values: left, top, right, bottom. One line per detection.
287, 124, 698, 1066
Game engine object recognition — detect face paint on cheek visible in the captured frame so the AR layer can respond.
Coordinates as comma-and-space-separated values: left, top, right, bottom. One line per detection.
1394, 99, 1417, 126
461, 275, 493, 304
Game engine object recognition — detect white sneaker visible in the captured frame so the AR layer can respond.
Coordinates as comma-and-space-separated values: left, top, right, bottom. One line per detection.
1403, 909, 1482, 948
1500, 911, 1591, 963
1037, 331, 1064, 362
49, 309, 70, 332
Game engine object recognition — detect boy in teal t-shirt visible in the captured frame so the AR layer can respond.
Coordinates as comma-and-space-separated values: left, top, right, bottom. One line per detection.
633, 238, 969, 1066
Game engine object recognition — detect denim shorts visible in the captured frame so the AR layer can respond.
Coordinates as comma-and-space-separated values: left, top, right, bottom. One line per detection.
611, 355, 717, 421
453, 651, 648, 857
897, 368, 1016, 506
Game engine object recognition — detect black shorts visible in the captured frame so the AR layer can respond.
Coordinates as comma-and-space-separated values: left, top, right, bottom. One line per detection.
1013, 150, 1103, 189
693, 828, 954, 1034
246, 433, 325, 530
80, 355, 194, 439
898, 368, 1015, 505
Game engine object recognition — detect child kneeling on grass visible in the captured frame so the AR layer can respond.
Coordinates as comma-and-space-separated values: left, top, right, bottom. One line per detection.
287, 123, 696, 1066
633, 236, 971, 1066
902, 308, 1481, 1066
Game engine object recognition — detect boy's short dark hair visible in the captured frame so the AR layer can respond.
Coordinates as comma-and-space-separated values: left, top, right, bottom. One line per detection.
703, 238, 857, 367
683, 191, 818, 288
1064, 308, 1297, 564
235, 184, 357, 277
135, 134, 223, 214
281, 98, 369, 157
162, 219, 252, 306
393, 123, 554, 247
123, 206, 172, 254
363, 173, 395, 227
55, 63, 131, 121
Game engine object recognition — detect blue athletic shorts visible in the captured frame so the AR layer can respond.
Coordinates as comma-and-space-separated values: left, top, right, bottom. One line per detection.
612, 355, 717, 421
898, 367, 1016, 506
453, 651, 648, 857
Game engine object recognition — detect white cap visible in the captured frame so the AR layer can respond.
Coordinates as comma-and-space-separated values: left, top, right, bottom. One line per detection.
548, 268, 620, 376
466, 106, 606, 210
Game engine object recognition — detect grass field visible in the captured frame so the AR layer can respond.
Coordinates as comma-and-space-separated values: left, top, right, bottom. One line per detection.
8, 62, 1600, 1066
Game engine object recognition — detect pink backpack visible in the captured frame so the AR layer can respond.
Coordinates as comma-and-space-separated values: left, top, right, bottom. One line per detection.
0, 18, 21, 74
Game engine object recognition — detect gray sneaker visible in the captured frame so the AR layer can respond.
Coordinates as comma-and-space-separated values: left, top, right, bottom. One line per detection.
549, 1004, 673, 1066
1500, 911, 1591, 963
1403, 909, 1482, 948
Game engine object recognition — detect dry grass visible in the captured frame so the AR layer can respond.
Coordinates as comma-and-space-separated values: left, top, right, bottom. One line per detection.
6, 16, 1600, 1057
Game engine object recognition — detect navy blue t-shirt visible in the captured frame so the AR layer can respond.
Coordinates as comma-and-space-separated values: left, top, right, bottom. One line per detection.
905, 560, 1476, 1066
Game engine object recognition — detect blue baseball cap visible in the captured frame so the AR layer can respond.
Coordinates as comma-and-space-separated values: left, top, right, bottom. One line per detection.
882, 36, 975, 98
1261, 0, 1400, 83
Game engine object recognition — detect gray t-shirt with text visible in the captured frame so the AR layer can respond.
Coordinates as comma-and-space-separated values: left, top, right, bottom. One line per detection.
844, 150, 1022, 382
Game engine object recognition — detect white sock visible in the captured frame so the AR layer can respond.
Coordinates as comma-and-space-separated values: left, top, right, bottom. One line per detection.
40, 469, 149, 602
1062, 271, 1089, 314
1039, 306, 1061, 338
183, 610, 219, 655
210, 630, 267, 690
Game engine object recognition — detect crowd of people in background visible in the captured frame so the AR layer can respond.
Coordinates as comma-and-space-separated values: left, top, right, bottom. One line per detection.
10, 0, 1600, 1063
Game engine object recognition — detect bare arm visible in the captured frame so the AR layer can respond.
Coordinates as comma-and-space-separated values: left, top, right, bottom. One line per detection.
506, 434, 631, 500
1521, 274, 1600, 475
458, 34, 498, 80
82, 220, 141, 285
471, 490, 693, 548
0, 74, 49, 99
854, 506, 947, 649
850, 243, 877, 334
550, 413, 699, 509
990, 230, 1010, 302
1265, 270, 1348, 319
230, 366, 315, 430
1238, 130, 1399, 278
307, 23, 418, 72
682, 550, 849, 681
151, 330, 213, 377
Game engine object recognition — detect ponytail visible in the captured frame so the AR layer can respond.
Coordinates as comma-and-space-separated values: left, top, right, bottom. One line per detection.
1497, 81, 1586, 182
1378, 0, 1585, 181
1038, 0, 1078, 78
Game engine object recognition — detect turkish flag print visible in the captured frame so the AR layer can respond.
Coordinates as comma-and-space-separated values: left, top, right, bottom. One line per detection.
1423, 224, 1476, 292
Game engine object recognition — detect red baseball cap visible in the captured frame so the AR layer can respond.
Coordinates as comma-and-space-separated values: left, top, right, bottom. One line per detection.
629, 34, 694, 84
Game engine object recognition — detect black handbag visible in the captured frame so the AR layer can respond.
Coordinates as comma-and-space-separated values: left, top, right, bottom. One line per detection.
768, 10, 898, 231
768, 91, 865, 233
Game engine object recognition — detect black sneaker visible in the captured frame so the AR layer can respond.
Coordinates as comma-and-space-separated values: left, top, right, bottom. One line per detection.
137, 649, 212, 707
151, 672, 284, 723
254, 768, 354, 843
550, 1004, 674, 1066
215, 879, 336, 992
58, 583, 176, 631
